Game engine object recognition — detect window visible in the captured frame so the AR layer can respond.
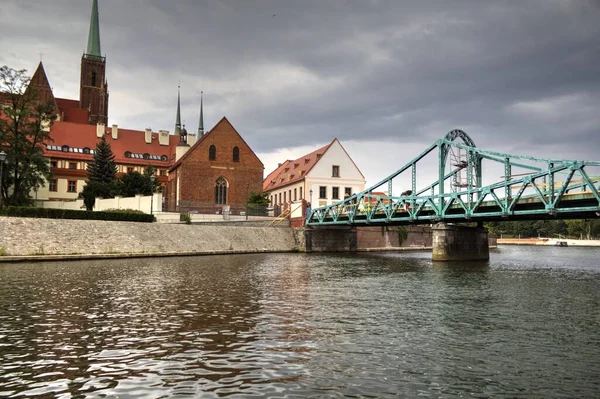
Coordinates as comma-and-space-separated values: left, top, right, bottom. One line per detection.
61, 145, 69, 152
332, 165, 340, 177
294, 188, 297, 201
69, 162, 77, 170
215, 177, 227, 205
319, 186, 327, 199
209, 145, 216, 161
332, 187, 339, 199
299, 187, 303, 199
143, 153, 150, 160
67, 180, 77, 193
50, 160, 57, 168
160, 169, 166, 176
83, 147, 91, 154
232, 146, 240, 162
161, 155, 168, 162
283, 191, 286, 203
91, 71, 97, 86
127, 167, 134, 173
49, 179, 57, 192
345, 187, 352, 197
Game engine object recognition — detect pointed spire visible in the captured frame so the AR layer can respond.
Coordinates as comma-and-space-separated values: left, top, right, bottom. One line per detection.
175, 86, 182, 136
86, 0, 102, 57
29, 61, 58, 111
198, 91, 204, 136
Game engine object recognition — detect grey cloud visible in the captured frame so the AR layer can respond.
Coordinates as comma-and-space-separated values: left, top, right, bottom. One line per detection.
1, 0, 599, 172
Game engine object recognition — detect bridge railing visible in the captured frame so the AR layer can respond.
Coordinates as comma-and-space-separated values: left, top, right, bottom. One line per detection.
307, 130, 600, 226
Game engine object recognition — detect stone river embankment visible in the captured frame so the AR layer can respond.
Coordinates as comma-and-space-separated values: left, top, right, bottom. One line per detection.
0, 217, 299, 261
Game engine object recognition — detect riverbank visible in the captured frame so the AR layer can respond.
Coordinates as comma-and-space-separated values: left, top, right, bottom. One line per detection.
0, 217, 299, 262
0, 217, 438, 262
498, 237, 600, 247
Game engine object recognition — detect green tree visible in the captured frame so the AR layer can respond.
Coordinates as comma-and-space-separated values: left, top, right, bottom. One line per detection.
0, 66, 57, 206
246, 191, 269, 216
79, 136, 118, 210
246, 191, 269, 205
86, 136, 117, 183
119, 170, 152, 197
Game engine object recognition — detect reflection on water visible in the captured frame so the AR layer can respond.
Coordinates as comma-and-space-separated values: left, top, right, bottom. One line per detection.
1, 248, 599, 398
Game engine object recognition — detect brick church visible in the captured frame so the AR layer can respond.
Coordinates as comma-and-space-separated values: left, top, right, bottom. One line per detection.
13, 0, 264, 214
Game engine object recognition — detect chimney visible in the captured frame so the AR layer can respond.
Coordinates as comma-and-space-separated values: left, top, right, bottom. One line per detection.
111, 124, 118, 140
96, 123, 105, 138
145, 128, 152, 144
159, 130, 169, 146
175, 145, 190, 162
186, 132, 197, 147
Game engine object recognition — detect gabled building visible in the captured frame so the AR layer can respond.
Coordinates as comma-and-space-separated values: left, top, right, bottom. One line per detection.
263, 138, 365, 210
167, 117, 264, 214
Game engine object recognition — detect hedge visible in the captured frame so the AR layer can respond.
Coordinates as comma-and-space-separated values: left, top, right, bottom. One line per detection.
0, 206, 154, 223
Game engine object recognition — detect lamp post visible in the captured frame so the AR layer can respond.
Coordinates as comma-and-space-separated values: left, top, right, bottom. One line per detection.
309, 189, 313, 204
0, 151, 6, 210
246, 183, 249, 220
150, 174, 155, 218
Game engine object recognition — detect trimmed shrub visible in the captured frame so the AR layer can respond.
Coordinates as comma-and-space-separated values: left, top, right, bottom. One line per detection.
0, 206, 153, 223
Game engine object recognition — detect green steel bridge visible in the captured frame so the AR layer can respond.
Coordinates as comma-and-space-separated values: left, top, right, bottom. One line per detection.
306, 130, 600, 226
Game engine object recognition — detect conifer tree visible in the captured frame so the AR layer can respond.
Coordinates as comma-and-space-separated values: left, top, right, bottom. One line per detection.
87, 136, 117, 183
79, 136, 118, 210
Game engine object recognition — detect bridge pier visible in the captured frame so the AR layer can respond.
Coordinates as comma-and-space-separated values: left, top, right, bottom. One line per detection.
304, 226, 357, 253
432, 223, 489, 261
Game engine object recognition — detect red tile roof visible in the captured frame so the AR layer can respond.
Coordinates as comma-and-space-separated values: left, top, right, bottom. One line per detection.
44, 121, 179, 166
263, 139, 334, 191
55, 98, 79, 109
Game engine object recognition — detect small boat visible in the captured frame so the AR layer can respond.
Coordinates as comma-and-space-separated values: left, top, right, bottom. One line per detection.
554, 241, 568, 247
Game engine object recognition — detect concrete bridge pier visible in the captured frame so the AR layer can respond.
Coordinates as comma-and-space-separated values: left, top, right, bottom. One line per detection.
304, 226, 357, 253
432, 223, 489, 261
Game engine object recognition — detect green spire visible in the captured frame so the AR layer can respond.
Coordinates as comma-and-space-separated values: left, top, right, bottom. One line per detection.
86, 0, 102, 57
175, 86, 182, 135
198, 91, 204, 136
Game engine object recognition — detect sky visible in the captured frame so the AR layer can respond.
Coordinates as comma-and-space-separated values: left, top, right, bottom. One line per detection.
1, 0, 599, 190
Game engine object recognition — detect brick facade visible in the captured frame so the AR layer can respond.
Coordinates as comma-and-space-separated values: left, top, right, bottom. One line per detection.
167, 117, 264, 214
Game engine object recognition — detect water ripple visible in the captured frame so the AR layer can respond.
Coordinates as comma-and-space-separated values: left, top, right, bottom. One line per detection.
1, 250, 600, 397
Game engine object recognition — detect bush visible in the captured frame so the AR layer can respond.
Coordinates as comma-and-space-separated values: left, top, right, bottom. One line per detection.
0, 206, 153, 222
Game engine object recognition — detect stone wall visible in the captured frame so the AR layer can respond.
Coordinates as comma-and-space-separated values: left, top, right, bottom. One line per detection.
0, 217, 297, 258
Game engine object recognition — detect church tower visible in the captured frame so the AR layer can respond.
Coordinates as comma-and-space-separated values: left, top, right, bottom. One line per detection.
79, 0, 109, 125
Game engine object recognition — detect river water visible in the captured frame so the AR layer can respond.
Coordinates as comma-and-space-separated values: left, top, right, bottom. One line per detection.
1, 246, 599, 398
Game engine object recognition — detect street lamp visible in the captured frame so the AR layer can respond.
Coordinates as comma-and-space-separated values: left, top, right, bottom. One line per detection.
0, 151, 6, 210
309, 189, 313, 203
150, 174, 156, 218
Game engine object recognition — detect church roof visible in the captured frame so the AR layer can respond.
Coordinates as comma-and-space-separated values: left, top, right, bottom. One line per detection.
262, 140, 334, 191
86, 0, 102, 57
169, 116, 264, 172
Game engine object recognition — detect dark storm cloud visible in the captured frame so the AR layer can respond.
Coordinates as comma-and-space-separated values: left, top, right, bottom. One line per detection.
1, 0, 599, 169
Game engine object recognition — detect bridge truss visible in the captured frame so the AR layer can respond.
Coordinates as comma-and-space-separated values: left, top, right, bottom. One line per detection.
307, 130, 600, 226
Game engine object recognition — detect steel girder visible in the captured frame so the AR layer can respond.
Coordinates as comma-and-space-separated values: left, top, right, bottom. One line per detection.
306, 130, 600, 226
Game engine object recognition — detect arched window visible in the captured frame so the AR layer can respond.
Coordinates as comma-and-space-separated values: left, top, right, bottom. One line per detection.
91, 71, 97, 86
209, 145, 216, 161
232, 146, 240, 162
124, 151, 132, 158
215, 177, 227, 205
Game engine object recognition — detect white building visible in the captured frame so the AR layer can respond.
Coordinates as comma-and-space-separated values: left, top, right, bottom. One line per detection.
263, 138, 366, 210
